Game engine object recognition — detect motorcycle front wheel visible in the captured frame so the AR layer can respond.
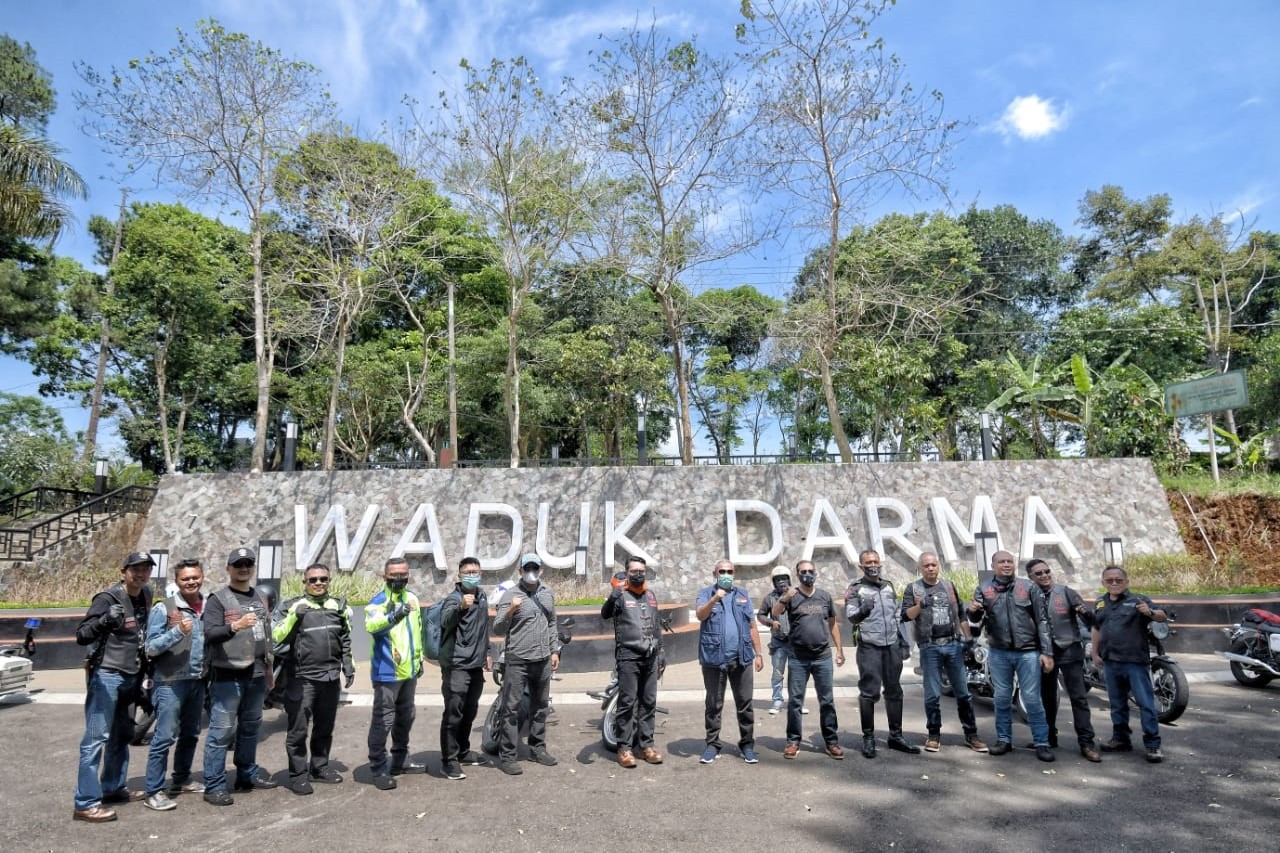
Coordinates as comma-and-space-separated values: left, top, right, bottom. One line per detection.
129, 702, 156, 746
600, 694, 620, 753
1228, 639, 1275, 688
1150, 658, 1189, 724
480, 698, 502, 756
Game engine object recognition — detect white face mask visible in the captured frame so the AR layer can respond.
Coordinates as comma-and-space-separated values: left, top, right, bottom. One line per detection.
521, 569, 540, 586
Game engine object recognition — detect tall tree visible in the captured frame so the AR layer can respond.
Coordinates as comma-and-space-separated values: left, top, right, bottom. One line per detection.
738, 0, 956, 461
572, 25, 761, 463
77, 20, 335, 471
0, 35, 55, 129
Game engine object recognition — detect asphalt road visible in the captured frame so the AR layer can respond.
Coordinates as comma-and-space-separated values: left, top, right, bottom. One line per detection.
1, 669, 1277, 853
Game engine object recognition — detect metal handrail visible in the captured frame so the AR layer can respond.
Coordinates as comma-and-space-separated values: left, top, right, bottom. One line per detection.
0, 485, 157, 561
0, 487, 97, 523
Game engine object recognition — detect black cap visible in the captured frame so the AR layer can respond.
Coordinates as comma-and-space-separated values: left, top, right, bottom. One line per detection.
227, 547, 256, 565
122, 551, 156, 569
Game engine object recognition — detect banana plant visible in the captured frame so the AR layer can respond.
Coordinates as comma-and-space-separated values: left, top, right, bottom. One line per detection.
983, 352, 1073, 458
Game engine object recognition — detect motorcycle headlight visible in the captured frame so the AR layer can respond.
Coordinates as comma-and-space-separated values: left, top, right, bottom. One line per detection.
1148, 622, 1170, 640
973, 645, 988, 665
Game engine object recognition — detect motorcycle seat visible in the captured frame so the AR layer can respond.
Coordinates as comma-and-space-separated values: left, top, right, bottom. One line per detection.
1243, 609, 1280, 631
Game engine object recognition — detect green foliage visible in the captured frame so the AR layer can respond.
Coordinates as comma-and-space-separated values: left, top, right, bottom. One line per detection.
279, 571, 384, 605
1159, 471, 1280, 498
0, 392, 81, 493
0, 35, 56, 129
1124, 551, 1269, 595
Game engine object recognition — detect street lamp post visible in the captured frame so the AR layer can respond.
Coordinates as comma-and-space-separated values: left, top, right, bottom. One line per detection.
636, 391, 648, 466
1102, 536, 1124, 568
94, 459, 109, 495
980, 411, 994, 461
974, 530, 999, 584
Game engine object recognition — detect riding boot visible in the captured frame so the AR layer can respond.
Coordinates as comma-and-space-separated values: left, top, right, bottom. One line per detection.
886, 698, 921, 754
859, 697, 876, 736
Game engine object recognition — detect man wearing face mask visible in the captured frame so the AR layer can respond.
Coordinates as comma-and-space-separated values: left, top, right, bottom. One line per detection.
493, 553, 561, 775
364, 557, 424, 791
695, 560, 763, 764
438, 557, 492, 780
966, 550, 1056, 761
757, 566, 794, 716
601, 555, 664, 768
846, 549, 920, 759
772, 560, 845, 759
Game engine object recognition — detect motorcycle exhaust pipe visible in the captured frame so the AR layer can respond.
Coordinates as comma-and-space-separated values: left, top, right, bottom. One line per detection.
1216, 650, 1280, 677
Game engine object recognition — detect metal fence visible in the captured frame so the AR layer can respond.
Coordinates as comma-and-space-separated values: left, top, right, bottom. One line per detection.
0, 485, 157, 561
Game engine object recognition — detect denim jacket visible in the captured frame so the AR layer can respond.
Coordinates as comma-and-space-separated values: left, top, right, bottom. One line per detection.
145, 595, 207, 682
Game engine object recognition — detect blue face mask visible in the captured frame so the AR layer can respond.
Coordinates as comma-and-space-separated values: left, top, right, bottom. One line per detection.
716, 574, 735, 590
460, 574, 481, 590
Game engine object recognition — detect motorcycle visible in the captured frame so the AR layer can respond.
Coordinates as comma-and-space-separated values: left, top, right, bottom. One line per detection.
480, 617, 575, 756
1217, 607, 1280, 688
586, 616, 674, 753
1083, 615, 1189, 724
938, 636, 1030, 721
0, 617, 39, 702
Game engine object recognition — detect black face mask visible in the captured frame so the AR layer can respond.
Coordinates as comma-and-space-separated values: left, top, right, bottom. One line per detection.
627, 572, 646, 588
798, 571, 816, 587
386, 578, 408, 592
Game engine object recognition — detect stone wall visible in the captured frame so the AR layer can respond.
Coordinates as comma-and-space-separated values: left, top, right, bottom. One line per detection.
136, 459, 1183, 602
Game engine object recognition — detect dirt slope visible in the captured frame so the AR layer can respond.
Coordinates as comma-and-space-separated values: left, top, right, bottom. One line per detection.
1167, 491, 1280, 586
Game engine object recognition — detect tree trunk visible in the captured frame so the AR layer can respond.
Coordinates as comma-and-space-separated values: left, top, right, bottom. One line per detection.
818, 349, 854, 463
506, 300, 521, 469
322, 320, 348, 471
250, 221, 272, 472
83, 191, 128, 463
656, 291, 694, 464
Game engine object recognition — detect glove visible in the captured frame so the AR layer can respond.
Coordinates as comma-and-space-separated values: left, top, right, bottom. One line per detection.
919, 595, 933, 609
100, 603, 126, 631
387, 603, 408, 625
343, 666, 355, 689
962, 639, 975, 656
291, 600, 311, 616
858, 599, 874, 617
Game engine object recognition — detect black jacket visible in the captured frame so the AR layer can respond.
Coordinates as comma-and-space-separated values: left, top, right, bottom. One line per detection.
971, 576, 1052, 652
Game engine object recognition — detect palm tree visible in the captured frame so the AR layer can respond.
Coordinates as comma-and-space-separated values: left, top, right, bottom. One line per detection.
0, 123, 86, 245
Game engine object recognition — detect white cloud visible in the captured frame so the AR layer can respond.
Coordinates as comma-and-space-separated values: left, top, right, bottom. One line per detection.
996, 94, 1068, 141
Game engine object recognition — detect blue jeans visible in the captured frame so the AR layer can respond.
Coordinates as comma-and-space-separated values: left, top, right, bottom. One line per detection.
786, 652, 838, 745
1102, 661, 1160, 749
987, 647, 1050, 746
769, 645, 788, 705
203, 674, 268, 793
74, 668, 137, 810
919, 640, 978, 737
145, 679, 206, 794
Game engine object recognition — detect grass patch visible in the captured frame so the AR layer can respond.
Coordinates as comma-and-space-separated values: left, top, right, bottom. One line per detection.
3, 564, 120, 608
1124, 551, 1268, 595
942, 568, 979, 603
1159, 470, 1280, 498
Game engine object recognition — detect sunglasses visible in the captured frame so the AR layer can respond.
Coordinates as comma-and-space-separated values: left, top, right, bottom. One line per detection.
717, 569, 735, 576
231, 561, 254, 569
1103, 577, 1127, 585
306, 577, 331, 585
1031, 569, 1051, 577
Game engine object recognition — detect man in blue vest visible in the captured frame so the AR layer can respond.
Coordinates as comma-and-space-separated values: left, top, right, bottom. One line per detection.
202, 547, 278, 806
695, 560, 763, 765
141, 558, 208, 811
72, 551, 155, 822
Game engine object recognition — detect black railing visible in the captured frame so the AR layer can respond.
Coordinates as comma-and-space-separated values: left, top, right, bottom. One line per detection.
0, 487, 97, 524
0, 485, 157, 561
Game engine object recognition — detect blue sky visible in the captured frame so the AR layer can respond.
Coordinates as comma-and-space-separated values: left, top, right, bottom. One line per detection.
3, 0, 1278, 452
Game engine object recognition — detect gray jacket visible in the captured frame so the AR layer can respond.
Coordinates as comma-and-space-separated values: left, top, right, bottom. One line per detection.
493, 582, 559, 662
845, 577, 900, 647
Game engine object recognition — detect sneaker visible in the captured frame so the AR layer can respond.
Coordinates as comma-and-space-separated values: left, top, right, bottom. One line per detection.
801, 707, 810, 714
142, 792, 177, 812
287, 778, 314, 796
1036, 746, 1056, 763
443, 762, 466, 780
887, 734, 921, 755
782, 743, 799, 759
309, 767, 343, 784
825, 743, 845, 760
742, 747, 759, 764
202, 790, 234, 807
770, 700, 783, 716
1100, 739, 1133, 753
924, 736, 941, 753
459, 751, 486, 766
861, 735, 877, 759
166, 780, 205, 796
988, 741, 1012, 756
1145, 748, 1163, 763
101, 789, 145, 804
530, 749, 558, 767
699, 746, 719, 764
498, 761, 524, 775
72, 805, 117, 822
373, 775, 397, 790
233, 774, 278, 791
964, 735, 990, 753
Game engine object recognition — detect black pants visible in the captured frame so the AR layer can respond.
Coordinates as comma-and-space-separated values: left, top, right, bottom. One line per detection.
440, 666, 485, 764
1042, 647, 1096, 747
367, 678, 417, 776
856, 642, 905, 702
702, 661, 754, 751
497, 658, 551, 763
616, 652, 660, 752
284, 677, 340, 779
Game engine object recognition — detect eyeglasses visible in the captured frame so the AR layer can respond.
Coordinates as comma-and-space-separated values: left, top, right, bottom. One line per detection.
306, 577, 331, 585
1031, 569, 1051, 577
717, 569, 735, 576
1103, 577, 1127, 585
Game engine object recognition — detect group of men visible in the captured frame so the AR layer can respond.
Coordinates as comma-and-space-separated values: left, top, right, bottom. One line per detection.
72, 543, 1167, 822
693, 549, 1167, 768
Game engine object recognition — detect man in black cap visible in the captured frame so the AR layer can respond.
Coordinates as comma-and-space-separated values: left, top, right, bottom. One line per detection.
492, 552, 560, 775
201, 547, 278, 805
72, 551, 155, 822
